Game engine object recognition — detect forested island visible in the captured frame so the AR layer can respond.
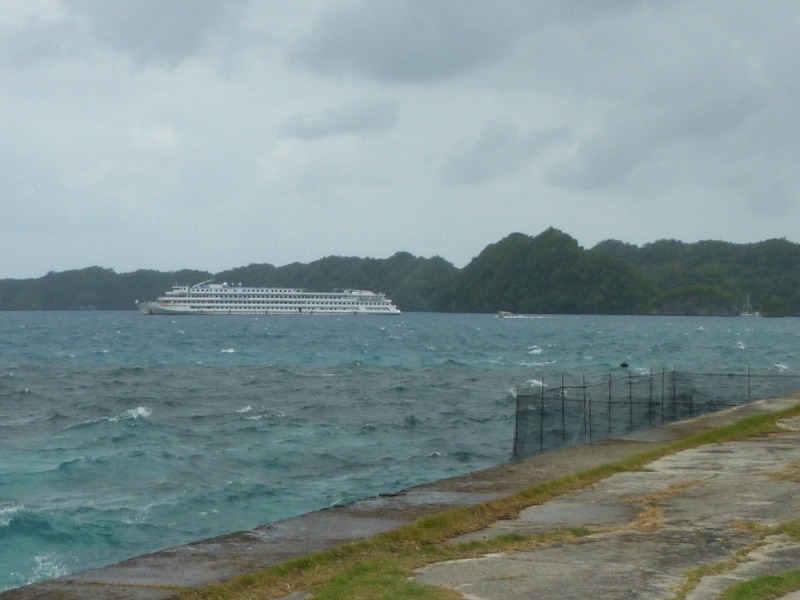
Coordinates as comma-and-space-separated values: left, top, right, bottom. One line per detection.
3, 228, 800, 316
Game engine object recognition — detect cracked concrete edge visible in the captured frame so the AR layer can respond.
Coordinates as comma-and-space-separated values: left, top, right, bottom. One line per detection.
416, 405, 800, 600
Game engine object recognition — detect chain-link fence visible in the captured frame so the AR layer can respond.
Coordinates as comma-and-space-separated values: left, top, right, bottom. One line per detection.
512, 368, 800, 459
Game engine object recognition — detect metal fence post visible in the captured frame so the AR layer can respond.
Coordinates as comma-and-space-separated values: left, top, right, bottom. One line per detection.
747, 364, 751, 403
628, 371, 633, 429
540, 379, 545, 454
588, 390, 593, 443
608, 373, 612, 436
561, 374, 566, 443
648, 367, 653, 427
672, 367, 677, 419
582, 374, 587, 436
513, 386, 521, 458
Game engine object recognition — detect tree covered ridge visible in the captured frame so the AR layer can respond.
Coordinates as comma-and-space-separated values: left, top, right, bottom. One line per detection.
0, 253, 456, 312
1, 228, 798, 315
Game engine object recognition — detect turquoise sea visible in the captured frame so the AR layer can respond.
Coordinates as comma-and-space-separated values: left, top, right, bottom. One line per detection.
1, 312, 799, 591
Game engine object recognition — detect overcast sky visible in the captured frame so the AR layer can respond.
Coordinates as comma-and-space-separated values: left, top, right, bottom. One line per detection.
2, 0, 799, 278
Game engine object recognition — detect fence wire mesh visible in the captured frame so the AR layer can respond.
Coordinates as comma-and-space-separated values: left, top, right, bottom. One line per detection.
512, 369, 800, 459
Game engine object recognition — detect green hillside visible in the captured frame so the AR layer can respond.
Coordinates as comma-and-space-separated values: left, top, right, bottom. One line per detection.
2, 229, 799, 315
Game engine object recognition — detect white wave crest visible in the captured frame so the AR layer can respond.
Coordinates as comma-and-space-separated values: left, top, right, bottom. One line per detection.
736, 341, 746, 350
29, 553, 70, 585
110, 407, 152, 422
527, 346, 543, 355
525, 379, 545, 388
236, 406, 252, 413
0, 504, 22, 527
220, 348, 235, 353
772, 363, 790, 372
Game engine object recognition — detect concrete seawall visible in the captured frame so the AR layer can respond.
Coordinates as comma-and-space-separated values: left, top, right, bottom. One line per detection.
4, 394, 800, 600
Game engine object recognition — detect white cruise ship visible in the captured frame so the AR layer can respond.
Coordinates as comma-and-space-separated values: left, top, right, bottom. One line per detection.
136, 281, 401, 316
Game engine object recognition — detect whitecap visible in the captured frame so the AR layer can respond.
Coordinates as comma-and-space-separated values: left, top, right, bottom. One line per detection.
236, 406, 252, 413
29, 553, 70, 585
109, 406, 152, 422
736, 341, 746, 350
0, 504, 22, 527
772, 363, 790, 372
525, 379, 545, 388
220, 348, 235, 353
528, 346, 543, 355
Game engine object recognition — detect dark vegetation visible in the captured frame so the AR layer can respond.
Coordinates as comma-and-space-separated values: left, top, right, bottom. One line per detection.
2, 228, 799, 315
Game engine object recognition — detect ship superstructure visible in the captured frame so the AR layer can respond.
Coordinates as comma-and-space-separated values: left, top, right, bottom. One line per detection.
136, 281, 401, 316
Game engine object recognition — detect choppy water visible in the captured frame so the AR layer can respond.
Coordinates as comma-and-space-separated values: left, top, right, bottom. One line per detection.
1, 311, 799, 591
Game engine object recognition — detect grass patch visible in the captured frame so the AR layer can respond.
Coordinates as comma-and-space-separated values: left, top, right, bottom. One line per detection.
719, 568, 800, 600
312, 560, 462, 600
180, 402, 800, 600
669, 517, 800, 599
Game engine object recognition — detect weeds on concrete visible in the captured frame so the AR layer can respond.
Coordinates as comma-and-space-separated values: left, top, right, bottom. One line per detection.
669, 518, 800, 600
718, 568, 800, 600
626, 480, 705, 532
179, 403, 800, 600
668, 548, 752, 600
766, 459, 800, 484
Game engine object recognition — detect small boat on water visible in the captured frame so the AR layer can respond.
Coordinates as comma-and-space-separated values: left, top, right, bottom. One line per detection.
741, 293, 760, 317
136, 281, 401, 316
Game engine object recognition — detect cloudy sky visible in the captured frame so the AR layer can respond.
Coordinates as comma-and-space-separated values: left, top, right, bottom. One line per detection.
2, 0, 799, 278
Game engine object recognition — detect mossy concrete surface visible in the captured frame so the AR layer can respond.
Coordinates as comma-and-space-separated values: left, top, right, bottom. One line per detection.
417, 400, 800, 599
3, 395, 800, 600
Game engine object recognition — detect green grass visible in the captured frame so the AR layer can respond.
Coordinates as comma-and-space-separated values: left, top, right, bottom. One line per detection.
177, 402, 800, 600
719, 569, 800, 600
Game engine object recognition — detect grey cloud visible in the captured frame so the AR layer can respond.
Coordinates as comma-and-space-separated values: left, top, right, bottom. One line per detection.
67, 0, 249, 65
288, 0, 528, 82
546, 58, 765, 191
0, 0, 252, 67
444, 120, 569, 186
278, 99, 399, 140
0, 18, 82, 67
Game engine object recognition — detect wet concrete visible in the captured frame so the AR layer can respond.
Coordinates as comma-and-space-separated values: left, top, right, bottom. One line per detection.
4, 395, 800, 599
417, 401, 800, 599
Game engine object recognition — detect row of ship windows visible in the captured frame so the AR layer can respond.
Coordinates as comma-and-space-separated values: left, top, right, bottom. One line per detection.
178, 294, 369, 300
167, 301, 384, 305
186, 306, 378, 311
